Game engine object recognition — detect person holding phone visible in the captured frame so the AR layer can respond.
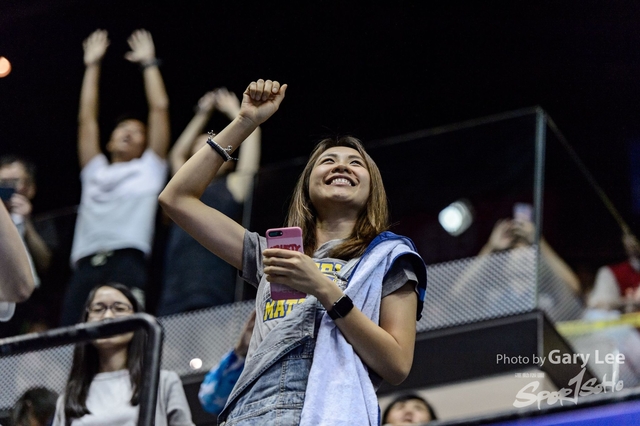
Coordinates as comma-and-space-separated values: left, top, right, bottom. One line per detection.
478, 215, 581, 294
0, 155, 55, 283
159, 79, 427, 425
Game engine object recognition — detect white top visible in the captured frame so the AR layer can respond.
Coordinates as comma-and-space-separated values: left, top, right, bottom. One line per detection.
70, 150, 168, 265
587, 265, 621, 309
0, 302, 15, 322
53, 369, 194, 426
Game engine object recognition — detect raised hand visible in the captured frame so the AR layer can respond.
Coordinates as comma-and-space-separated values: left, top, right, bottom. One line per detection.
196, 91, 217, 115
239, 79, 287, 126
124, 29, 156, 64
7, 193, 32, 218
214, 87, 241, 120
83, 29, 110, 66
511, 218, 535, 245
485, 219, 515, 252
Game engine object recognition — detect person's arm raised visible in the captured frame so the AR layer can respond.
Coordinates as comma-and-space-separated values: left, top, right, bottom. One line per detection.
78, 30, 109, 169
512, 219, 582, 294
0, 203, 34, 302
9, 193, 52, 274
168, 91, 216, 176
125, 29, 170, 159
159, 79, 286, 269
215, 87, 262, 203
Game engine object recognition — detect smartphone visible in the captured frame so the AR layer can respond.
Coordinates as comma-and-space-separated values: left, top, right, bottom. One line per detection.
0, 187, 15, 201
513, 202, 533, 222
266, 226, 307, 300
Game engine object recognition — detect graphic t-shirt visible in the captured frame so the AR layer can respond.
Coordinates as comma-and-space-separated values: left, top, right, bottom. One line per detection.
241, 231, 418, 357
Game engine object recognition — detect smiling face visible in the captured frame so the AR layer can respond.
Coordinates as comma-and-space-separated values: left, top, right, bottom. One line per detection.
285, 136, 389, 257
106, 119, 147, 162
308, 146, 371, 217
87, 286, 135, 351
384, 397, 433, 425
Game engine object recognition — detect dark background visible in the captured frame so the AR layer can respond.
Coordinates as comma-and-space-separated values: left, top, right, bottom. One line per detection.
1, 1, 639, 291
0, 1, 639, 208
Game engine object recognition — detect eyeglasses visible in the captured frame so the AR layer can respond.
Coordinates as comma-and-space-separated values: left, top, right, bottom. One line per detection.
86, 302, 134, 318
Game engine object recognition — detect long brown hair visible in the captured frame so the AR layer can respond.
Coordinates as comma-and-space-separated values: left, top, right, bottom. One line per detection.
286, 136, 389, 259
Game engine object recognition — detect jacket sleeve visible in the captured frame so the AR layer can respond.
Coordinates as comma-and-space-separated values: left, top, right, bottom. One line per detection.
198, 349, 245, 415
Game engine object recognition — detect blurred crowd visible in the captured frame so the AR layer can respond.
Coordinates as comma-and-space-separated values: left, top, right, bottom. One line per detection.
1, 27, 639, 426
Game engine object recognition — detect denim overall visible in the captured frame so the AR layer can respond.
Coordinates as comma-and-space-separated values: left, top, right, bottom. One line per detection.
219, 232, 427, 425
218, 278, 319, 426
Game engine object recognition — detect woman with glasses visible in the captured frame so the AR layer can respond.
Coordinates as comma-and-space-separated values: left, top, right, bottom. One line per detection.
52, 283, 194, 426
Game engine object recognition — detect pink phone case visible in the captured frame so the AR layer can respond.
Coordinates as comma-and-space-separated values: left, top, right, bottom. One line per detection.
266, 227, 307, 300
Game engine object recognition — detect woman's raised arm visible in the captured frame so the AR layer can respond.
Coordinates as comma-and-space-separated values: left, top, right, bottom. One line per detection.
159, 79, 286, 269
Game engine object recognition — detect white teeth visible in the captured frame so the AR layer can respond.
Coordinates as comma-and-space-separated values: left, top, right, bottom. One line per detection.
330, 178, 352, 186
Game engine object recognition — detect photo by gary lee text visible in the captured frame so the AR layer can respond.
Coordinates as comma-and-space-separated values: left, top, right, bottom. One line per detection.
496, 350, 625, 368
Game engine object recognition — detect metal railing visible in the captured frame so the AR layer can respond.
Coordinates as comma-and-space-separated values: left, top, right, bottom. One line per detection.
0, 313, 162, 426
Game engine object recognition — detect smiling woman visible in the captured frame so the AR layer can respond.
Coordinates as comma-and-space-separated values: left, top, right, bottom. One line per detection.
287, 136, 387, 260
159, 79, 428, 425
52, 283, 194, 426
309, 146, 371, 210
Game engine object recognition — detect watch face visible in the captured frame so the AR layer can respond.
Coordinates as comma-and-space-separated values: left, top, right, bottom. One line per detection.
329, 295, 354, 320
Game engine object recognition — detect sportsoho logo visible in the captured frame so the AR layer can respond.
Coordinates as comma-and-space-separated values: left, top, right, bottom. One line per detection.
496, 350, 626, 409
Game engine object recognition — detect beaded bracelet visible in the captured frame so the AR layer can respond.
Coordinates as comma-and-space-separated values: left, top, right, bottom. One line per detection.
206, 131, 238, 161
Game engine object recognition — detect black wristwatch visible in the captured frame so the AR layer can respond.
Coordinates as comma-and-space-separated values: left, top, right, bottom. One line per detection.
328, 295, 354, 320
